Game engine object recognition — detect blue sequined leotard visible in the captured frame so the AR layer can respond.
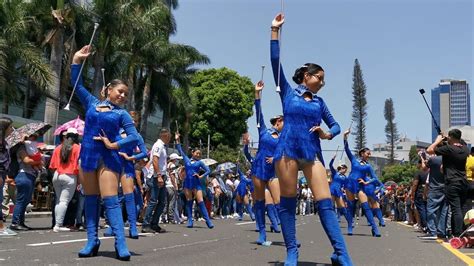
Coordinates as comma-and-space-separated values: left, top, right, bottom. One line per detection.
329, 158, 347, 198
270, 40, 340, 165
344, 139, 378, 195
71, 64, 139, 174
252, 99, 279, 181
176, 144, 210, 191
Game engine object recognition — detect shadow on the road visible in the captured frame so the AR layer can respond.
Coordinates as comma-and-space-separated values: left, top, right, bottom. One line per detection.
345, 233, 372, 237
268, 260, 331, 266
98, 251, 142, 259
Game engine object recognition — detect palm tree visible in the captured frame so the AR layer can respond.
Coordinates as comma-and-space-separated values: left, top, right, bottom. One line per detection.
0, 0, 53, 115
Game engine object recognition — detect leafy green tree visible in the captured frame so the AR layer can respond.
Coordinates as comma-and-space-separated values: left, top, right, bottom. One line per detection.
409, 145, 419, 164
384, 98, 399, 164
351, 58, 368, 151
189, 68, 254, 148
0, 0, 52, 114
381, 163, 418, 184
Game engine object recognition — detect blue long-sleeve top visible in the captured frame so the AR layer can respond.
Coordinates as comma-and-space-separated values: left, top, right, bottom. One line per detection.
252, 99, 279, 180
344, 139, 378, 183
243, 144, 254, 164
329, 158, 347, 188
237, 168, 254, 190
71, 64, 139, 173
120, 134, 148, 177
176, 144, 210, 181
270, 40, 340, 164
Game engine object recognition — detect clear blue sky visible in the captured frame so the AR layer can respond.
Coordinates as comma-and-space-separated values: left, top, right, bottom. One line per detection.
171, 0, 473, 162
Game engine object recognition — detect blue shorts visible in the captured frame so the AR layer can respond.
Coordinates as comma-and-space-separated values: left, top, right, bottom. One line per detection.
330, 184, 344, 198
346, 178, 360, 194
183, 177, 202, 191
363, 184, 379, 201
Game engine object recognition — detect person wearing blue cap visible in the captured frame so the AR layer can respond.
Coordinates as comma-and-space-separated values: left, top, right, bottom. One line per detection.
328, 154, 350, 225
270, 13, 352, 266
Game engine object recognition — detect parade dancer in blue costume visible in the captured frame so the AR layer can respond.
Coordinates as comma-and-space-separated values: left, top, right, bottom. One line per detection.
235, 167, 255, 221
271, 13, 352, 266
343, 128, 382, 237
363, 172, 386, 227
72, 45, 139, 261
175, 133, 214, 229
329, 155, 350, 225
104, 112, 148, 239
252, 81, 283, 246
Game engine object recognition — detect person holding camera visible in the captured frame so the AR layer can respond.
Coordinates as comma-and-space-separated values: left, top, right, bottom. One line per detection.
427, 129, 469, 237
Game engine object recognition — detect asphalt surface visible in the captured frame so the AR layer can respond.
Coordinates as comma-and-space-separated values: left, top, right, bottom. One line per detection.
0, 214, 470, 265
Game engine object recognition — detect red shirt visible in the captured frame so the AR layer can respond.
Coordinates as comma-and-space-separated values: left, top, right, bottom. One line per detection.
49, 144, 81, 175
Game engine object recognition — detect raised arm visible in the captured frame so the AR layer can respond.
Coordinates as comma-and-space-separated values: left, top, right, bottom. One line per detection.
270, 14, 291, 102
255, 99, 267, 133
71, 45, 99, 109
176, 143, 190, 166
329, 157, 337, 177
344, 139, 356, 163
243, 144, 253, 163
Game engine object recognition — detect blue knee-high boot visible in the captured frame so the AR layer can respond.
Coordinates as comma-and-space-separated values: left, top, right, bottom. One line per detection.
245, 203, 255, 221
78, 195, 100, 257
274, 203, 281, 225
372, 208, 385, 227
237, 202, 243, 221
266, 204, 281, 233
186, 200, 194, 228
103, 196, 131, 261
252, 204, 260, 232
346, 201, 355, 235
124, 193, 139, 239
279, 197, 298, 266
255, 200, 270, 245
318, 199, 353, 266
198, 201, 214, 229
361, 202, 380, 237
337, 207, 351, 226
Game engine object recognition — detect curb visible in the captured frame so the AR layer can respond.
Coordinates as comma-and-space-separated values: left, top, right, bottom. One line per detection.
25, 211, 52, 218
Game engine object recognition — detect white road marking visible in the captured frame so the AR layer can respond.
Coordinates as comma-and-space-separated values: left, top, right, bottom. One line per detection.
27, 233, 154, 247
235, 221, 255, 225
153, 237, 232, 251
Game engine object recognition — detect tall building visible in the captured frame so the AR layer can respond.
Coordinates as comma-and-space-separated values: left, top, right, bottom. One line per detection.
431, 79, 470, 141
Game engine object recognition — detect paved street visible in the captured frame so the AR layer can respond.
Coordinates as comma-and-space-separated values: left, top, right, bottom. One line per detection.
0, 214, 472, 265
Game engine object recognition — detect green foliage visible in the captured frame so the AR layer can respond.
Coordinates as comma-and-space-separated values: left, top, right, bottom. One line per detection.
409, 145, 419, 164
209, 143, 249, 171
189, 68, 254, 148
381, 163, 418, 184
351, 58, 368, 151
384, 98, 399, 164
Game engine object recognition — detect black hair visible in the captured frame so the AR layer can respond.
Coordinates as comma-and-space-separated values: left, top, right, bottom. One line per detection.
60, 133, 78, 164
358, 147, 370, 157
100, 79, 128, 100
0, 117, 13, 153
471, 147, 474, 154
292, 63, 324, 84
448, 129, 462, 140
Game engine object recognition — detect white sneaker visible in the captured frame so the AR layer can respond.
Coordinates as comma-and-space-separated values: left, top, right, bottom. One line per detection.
53, 225, 71, 232
403, 221, 409, 224
0, 228, 17, 236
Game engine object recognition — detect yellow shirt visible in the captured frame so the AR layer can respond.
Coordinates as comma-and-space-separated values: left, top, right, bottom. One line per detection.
465, 155, 474, 181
